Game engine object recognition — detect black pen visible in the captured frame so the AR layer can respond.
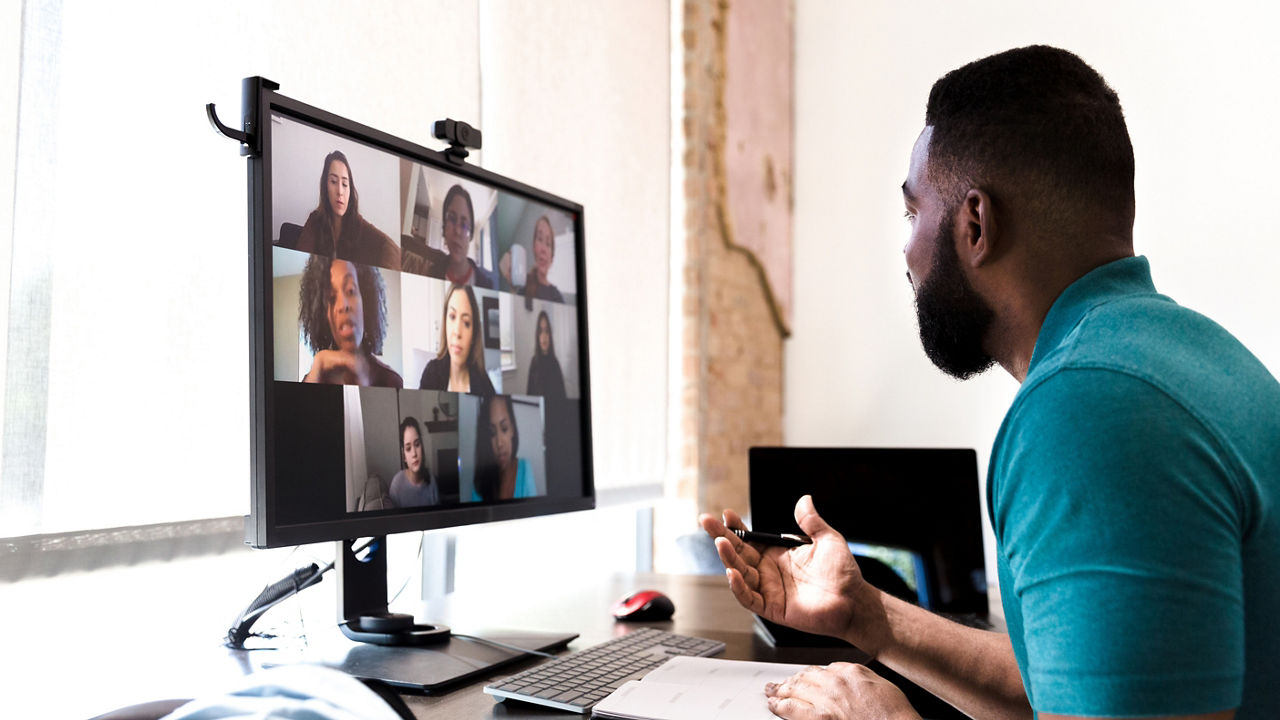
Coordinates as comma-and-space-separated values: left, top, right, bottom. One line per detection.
731, 528, 813, 548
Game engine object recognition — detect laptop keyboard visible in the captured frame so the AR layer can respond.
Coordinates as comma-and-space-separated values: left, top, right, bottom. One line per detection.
482, 627, 725, 713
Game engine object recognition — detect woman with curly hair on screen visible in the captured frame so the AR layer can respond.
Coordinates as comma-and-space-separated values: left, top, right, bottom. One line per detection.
418, 284, 495, 395
298, 256, 403, 387
295, 150, 400, 270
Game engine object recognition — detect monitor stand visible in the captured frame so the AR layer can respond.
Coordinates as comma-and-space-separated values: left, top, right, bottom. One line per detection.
329, 537, 577, 692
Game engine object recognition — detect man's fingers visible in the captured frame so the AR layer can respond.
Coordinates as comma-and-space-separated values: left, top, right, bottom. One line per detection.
725, 567, 766, 616
700, 513, 744, 557
765, 695, 813, 720
700, 511, 761, 564
722, 508, 747, 530
764, 671, 825, 720
713, 536, 761, 588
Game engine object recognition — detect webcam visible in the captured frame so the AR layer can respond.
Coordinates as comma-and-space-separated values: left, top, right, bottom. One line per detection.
434, 119, 482, 165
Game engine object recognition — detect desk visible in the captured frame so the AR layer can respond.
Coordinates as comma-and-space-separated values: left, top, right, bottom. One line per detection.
72, 572, 965, 720
391, 573, 874, 718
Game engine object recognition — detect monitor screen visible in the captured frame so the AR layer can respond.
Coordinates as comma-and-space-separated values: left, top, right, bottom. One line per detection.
748, 447, 986, 616
246, 88, 594, 548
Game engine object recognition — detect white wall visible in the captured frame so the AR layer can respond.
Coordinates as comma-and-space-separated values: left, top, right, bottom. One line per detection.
0, 0, 17, 409
789, 1, 1280, 603
23, 0, 481, 533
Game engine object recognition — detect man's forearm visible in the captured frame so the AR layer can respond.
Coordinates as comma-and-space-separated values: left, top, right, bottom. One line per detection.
855, 592, 1031, 720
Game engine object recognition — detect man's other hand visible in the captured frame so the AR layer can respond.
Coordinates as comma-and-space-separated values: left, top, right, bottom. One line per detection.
765, 662, 920, 720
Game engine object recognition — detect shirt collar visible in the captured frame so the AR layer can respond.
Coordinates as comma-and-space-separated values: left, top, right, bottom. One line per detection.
1028, 255, 1157, 372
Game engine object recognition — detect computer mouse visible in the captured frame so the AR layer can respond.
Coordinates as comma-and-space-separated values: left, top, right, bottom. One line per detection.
611, 589, 675, 622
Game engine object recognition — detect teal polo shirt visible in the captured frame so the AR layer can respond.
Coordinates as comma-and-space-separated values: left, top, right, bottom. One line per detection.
987, 256, 1280, 718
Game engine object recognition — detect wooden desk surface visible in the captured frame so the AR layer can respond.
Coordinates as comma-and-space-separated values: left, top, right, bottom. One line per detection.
390, 572, 870, 718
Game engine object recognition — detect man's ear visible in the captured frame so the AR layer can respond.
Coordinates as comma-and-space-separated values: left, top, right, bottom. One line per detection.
958, 188, 997, 267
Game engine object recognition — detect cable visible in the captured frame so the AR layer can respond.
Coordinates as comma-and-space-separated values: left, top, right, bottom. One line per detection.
225, 563, 324, 649
225, 538, 379, 649
451, 633, 557, 658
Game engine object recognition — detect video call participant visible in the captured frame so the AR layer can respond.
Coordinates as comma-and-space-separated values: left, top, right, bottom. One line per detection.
525, 310, 566, 398
299, 256, 402, 388
501, 215, 565, 308
702, 46, 1279, 720
388, 416, 439, 508
419, 284, 495, 396
472, 395, 536, 501
440, 184, 498, 289
295, 150, 400, 270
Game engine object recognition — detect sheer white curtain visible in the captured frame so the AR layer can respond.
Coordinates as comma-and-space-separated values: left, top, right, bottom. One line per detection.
1, 0, 669, 544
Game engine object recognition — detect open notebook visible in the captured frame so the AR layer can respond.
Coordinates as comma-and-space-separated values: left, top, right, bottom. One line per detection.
591, 656, 806, 720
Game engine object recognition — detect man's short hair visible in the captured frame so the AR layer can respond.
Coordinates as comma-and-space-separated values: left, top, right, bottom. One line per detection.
925, 45, 1135, 231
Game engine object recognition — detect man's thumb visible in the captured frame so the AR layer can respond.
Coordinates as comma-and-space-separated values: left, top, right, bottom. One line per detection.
794, 494, 838, 539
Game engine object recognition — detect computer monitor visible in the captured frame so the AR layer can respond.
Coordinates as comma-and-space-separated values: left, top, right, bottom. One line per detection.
231, 77, 594, 688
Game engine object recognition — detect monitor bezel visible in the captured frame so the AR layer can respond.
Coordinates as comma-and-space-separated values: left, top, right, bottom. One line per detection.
245, 83, 595, 549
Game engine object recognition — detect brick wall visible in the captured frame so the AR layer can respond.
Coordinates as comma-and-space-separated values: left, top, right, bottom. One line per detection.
677, 0, 791, 523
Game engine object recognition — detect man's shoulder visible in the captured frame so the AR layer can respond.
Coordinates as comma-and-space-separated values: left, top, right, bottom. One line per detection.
1027, 292, 1278, 422
991, 363, 1223, 523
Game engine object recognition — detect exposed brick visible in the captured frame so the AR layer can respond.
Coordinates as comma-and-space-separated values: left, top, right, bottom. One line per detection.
676, 0, 790, 524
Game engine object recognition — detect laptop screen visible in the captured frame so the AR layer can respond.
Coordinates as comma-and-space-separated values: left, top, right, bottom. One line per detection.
748, 447, 987, 616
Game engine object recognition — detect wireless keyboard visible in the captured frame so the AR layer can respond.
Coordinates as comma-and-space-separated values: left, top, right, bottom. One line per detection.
482, 627, 726, 713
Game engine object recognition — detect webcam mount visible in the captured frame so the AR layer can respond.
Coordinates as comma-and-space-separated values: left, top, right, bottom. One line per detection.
434, 118, 482, 166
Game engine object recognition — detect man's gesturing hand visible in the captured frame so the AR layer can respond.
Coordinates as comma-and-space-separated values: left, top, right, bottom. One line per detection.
698, 495, 888, 653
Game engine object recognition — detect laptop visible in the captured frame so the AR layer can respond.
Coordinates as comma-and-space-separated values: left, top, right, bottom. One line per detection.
747, 447, 990, 647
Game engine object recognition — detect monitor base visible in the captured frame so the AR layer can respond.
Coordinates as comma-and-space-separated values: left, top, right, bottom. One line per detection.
340, 616, 452, 646
323, 628, 577, 692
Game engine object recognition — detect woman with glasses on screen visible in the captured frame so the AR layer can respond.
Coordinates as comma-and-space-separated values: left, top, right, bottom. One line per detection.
472, 395, 536, 501
418, 284, 496, 395
389, 416, 439, 508
526, 310, 566, 398
298, 256, 403, 388
440, 184, 498, 289
295, 150, 400, 270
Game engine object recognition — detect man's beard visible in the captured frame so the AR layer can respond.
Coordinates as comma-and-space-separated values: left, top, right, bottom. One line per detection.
913, 211, 997, 380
